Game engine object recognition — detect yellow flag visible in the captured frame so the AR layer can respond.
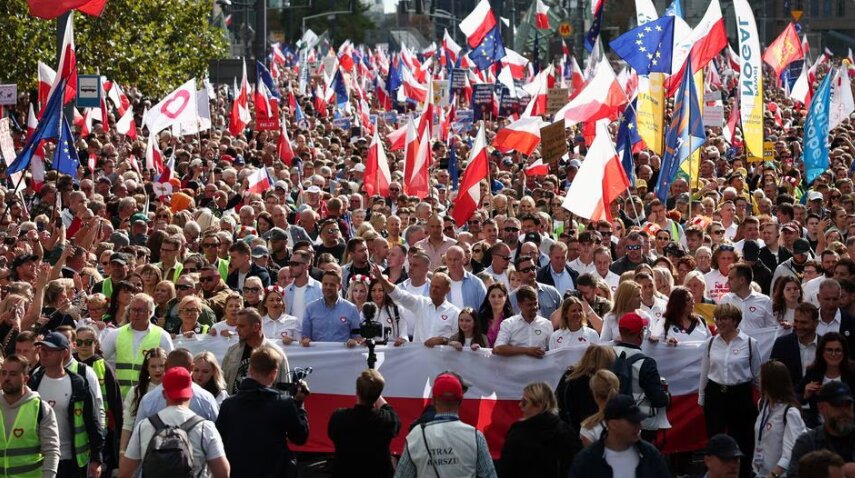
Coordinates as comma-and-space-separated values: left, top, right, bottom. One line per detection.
637, 74, 664, 155
679, 69, 704, 188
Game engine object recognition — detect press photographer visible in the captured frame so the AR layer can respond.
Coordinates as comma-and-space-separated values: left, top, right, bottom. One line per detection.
215, 345, 310, 478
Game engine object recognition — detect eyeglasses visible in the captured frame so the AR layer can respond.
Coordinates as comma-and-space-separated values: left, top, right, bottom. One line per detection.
711, 230, 725, 235
825, 348, 844, 355
244, 287, 261, 293
519, 266, 537, 273
472, 248, 483, 254
200, 276, 218, 283
325, 228, 340, 234
181, 308, 201, 314
626, 245, 642, 251
75, 339, 95, 347
599, 231, 613, 236
129, 307, 150, 314
656, 236, 669, 241
288, 261, 307, 267
202, 243, 219, 248
175, 284, 195, 291
504, 227, 520, 232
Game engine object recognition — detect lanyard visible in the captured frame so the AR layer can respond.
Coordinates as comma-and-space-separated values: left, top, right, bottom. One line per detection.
757, 401, 773, 443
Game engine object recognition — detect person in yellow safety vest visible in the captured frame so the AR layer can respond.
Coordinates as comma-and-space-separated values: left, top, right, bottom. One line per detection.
28, 333, 105, 478
0, 354, 61, 478
93, 253, 131, 300
156, 236, 184, 284
100, 294, 174, 400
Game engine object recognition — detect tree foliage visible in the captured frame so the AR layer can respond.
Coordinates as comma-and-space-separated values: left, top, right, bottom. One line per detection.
281, 0, 376, 45
0, 0, 228, 98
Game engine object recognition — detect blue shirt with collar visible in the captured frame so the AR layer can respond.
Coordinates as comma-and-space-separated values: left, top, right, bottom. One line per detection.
284, 276, 324, 316
134, 381, 219, 428
509, 282, 563, 320
302, 296, 362, 342
449, 271, 488, 311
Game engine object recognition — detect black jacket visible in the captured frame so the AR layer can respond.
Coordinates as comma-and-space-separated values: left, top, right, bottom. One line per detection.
216, 378, 309, 478
536, 264, 579, 291
759, 246, 792, 277
797, 364, 855, 428
30, 365, 105, 464
770, 332, 809, 388
788, 425, 855, 477
569, 435, 669, 478
609, 255, 652, 275
225, 263, 272, 290
751, 261, 773, 295
555, 370, 598, 432
499, 412, 581, 478
327, 403, 401, 478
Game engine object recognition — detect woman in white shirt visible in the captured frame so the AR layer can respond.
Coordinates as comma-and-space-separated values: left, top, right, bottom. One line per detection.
704, 243, 738, 303
579, 369, 619, 447
600, 281, 652, 342
754, 360, 807, 478
448, 308, 488, 351
119, 347, 167, 457
549, 296, 599, 350
209, 293, 242, 338
772, 276, 802, 328
650, 287, 711, 344
369, 278, 408, 346
260, 286, 302, 345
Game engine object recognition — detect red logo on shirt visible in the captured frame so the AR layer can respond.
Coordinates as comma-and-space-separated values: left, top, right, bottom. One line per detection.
535, 330, 542, 335
12, 428, 23, 438
556, 336, 563, 343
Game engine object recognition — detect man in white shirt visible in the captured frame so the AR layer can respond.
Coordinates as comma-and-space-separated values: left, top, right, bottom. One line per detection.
119, 367, 230, 478
374, 264, 461, 346
568, 231, 598, 276
493, 286, 552, 358
593, 247, 621, 292
720, 263, 776, 333
484, 243, 512, 290
397, 252, 432, 338
284, 250, 323, 319
815, 280, 855, 348
804, 250, 840, 306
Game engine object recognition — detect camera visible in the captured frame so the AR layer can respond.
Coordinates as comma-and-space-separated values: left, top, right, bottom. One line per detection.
353, 303, 391, 344
274, 367, 313, 395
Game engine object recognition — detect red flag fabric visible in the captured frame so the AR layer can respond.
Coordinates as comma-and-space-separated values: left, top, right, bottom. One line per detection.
77, 0, 108, 16
28, 0, 91, 19
229, 62, 251, 136
277, 119, 296, 165
365, 130, 392, 197
452, 124, 489, 227
493, 117, 543, 155
762, 23, 805, 78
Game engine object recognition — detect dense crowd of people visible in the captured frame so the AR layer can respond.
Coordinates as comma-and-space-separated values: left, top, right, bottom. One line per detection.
0, 34, 853, 477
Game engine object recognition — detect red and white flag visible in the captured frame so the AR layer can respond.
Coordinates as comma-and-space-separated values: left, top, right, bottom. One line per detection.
145, 134, 165, 175
106, 80, 131, 116
762, 22, 804, 78
27, 0, 107, 19
442, 29, 462, 65
403, 118, 430, 199
723, 102, 740, 145
128, 154, 141, 176
145, 78, 197, 136
522, 68, 549, 117
561, 121, 629, 221
277, 119, 296, 166
365, 130, 392, 197
500, 49, 529, 80
535, 0, 550, 29
26, 104, 38, 140
829, 67, 855, 131
115, 108, 137, 140
459, 0, 497, 48
247, 167, 274, 195
387, 124, 407, 151
41, 14, 77, 116
452, 123, 489, 227
37, 61, 56, 111
229, 61, 251, 136
665, 0, 727, 95
493, 116, 544, 155
554, 59, 627, 126
401, 67, 428, 104
524, 158, 550, 176
789, 65, 812, 107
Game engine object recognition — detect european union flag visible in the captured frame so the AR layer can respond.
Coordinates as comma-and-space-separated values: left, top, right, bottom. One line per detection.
804, 71, 833, 184
664, 0, 683, 17
470, 25, 506, 71
655, 54, 705, 202
333, 70, 349, 107
609, 17, 675, 75
256, 61, 281, 99
7, 79, 65, 175
448, 137, 459, 191
387, 59, 402, 96
584, 7, 604, 52
617, 99, 642, 186
53, 114, 80, 178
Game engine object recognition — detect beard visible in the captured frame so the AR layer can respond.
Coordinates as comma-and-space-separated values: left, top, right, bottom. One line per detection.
828, 415, 855, 436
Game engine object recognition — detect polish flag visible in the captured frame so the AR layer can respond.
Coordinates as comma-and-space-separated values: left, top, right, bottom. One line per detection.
727, 44, 741, 73
128, 154, 141, 176
277, 119, 296, 165
272, 43, 287, 65
801, 35, 811, 59
452, 123, 489, 227
422, 42, 438, 58
525, 158, 550, 176
403, 118, 430, 198
442, 29, 462, 65
568, 56, 586, 99
38, 62, 56, 111
501, 49, 529, 80
247, 167, 274, 195
554, 59, 627, 126
561, 121, 629, 221
387, 124, 407, 151
41, 14, 77, 116
402, 68, 428, 104
535, 0, 550, 29
26, 104, 38, 139
789, 65, 812, 107
459, 0, 498, 48
145, 134, 165, 175
723, 102, 740, 145
229, 61, 251, 136
522, 68, 549, 117
665, 0, 727, 95
338, 41, 355, 72
115, 108, 137, 140
106, 80, 131, 116
493, 116, 544, 155
365, 130, 392, 197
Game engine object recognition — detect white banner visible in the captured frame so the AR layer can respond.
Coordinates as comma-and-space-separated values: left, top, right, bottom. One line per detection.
734, 0, 764, 159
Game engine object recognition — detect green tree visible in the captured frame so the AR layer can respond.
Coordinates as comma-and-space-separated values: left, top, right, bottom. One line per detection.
281, 0, 376, 45
0, 0, 228, 97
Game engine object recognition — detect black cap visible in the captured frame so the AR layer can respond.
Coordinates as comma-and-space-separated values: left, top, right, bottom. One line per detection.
817, 381, 854, 405
12, 254, 39, 269
705, 434, 744, 459
742, 240, 760, 261
663, 242, 685, 258
110, 252, 128, 265
604, 395, 647, 423
35, 332, 70, 350
793, 238, 811, 255
522, 232, 542, 246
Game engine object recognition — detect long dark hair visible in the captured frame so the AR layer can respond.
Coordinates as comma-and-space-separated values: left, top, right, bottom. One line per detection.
661, 287, 701, 332
454, 307, 487, 347
132, 347, 168, 415
772, 276, 802, 316
477, 283, 513, 332
761, 360, 800, 407
105, 280, 141, 325
808, 332, 855, 376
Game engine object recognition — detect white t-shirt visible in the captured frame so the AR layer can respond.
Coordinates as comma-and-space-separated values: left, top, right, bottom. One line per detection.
604, 446, 640, 478
102, 326, 175, 366
237, 271, 248, 291
549, 326, 600, 349
211, 321, 237, 336
123, 382, 154, 432
38, 374, 74, 459
704, 269, 730, 303
580, 422, 604, 444
125, 406, 226, 478
449, 280, 465, 310
290, 284, 308, 320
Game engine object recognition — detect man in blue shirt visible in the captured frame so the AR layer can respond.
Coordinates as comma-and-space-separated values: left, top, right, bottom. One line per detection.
134, 349, 219, 428
300, 270, 362, 347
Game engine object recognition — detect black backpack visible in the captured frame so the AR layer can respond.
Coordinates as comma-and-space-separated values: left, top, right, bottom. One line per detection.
613, 350, 646, 396
141, 413, 205, 478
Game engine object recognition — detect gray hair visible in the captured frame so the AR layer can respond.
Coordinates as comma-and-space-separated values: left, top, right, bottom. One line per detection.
130, 292, 156, 315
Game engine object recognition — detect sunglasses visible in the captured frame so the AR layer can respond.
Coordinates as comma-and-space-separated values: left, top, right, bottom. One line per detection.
200, 276, 218, 283
711, 230, 725, 235
519, 266, 537, 273
626, 245, 642, 251
202, 243, 219, 248
718, 245, 736, 252
75, 339, 95, 347
504, 227, 520, 232
244, 287, 261, 293
175, 284, 195, 291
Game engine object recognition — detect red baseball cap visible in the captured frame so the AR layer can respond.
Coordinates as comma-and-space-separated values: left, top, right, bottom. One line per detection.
619, 312, 647, 336
162, 368, 193, 401
432, 374, 463, 401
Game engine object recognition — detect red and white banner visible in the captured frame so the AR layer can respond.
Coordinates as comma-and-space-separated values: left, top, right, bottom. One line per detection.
174, 328, 780, 457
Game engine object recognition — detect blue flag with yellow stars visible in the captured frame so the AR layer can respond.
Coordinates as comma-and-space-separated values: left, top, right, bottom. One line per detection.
54, 114, 80, 178
609, 16, 675, 75
470, 25, 507, 71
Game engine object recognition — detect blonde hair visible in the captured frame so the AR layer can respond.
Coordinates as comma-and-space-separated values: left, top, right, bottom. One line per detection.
193, 351, 227, 394
581, 369, 620, 429
568, 344, 616, 380
523, 382, 558, 414
611, 281, 641, 318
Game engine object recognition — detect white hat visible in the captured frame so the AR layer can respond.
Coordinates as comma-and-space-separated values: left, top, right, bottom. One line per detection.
808, 191, 823, 201
353, 163, 366, 173
306, 185, 322, 194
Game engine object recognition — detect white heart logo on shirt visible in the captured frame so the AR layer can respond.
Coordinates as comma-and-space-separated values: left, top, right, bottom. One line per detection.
749, 306, 757, 313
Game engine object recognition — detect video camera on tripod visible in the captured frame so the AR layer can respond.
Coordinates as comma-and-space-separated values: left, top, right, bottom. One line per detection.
274, 367, 313, 395
352, 303, 391, 369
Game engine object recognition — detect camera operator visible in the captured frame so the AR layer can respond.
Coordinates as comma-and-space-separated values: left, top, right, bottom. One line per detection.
328, 369, 401, 478
216, 346, 309, 478
222, 308, 290, 395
